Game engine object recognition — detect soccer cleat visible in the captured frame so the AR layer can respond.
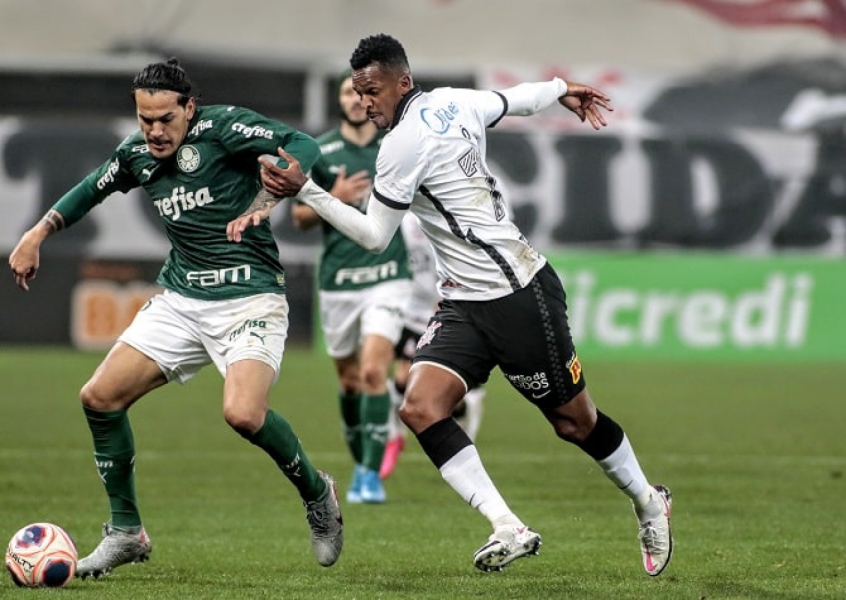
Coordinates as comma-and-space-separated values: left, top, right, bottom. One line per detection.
359, 467, 386, 503
379, 435, 405, 479
304, 471, 344, 567
76, 523, 152, 579
637, 485, 673, 576
346, 464, 365, 504
473, 525, 542, 572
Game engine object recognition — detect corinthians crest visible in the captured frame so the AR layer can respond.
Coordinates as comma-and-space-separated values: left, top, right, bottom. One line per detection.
176, 145, 201, 173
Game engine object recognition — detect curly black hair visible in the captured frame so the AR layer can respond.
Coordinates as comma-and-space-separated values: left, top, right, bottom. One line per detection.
130, 57, 195, 106
350, 34, 409, 72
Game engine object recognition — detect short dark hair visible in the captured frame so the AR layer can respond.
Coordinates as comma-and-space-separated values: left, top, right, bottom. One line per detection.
350, 34, 409, 73
131, 57, 195, 106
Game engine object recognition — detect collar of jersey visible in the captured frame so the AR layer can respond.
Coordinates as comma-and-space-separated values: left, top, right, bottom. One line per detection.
391, 85, 423, 130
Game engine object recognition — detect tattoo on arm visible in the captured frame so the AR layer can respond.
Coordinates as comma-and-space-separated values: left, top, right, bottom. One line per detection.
40, 209, 65, 232
241, 189, 282, 217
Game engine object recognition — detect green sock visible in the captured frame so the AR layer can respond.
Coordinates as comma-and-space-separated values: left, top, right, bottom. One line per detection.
83, 406, 141, 528
360, 392, 390, 472
339, 391, 363, 464
246, 410, 324, 502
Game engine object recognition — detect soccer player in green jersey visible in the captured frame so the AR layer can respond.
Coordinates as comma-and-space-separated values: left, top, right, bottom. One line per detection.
291, 71, 411, 504
8, 58, 344, 577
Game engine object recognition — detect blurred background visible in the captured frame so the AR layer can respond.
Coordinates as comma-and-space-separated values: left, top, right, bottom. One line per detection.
1, 0, 844, 362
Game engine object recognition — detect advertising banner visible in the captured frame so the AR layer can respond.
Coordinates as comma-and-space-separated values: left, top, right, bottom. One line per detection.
548, 252, 844, 361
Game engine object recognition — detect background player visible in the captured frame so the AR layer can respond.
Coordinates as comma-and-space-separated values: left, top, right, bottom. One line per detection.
290, 71, 411, 503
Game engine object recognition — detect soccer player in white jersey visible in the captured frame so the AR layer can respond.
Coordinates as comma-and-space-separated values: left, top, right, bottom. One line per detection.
229, 34, 673, 576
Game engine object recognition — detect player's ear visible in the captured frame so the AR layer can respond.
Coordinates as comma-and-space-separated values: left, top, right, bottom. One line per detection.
398, 73, 413, 94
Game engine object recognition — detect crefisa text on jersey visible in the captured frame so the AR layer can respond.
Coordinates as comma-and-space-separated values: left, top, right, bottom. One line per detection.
153, 186, 215, 221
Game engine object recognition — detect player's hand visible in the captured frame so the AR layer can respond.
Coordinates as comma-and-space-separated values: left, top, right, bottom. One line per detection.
9, 230, 42, 292
226, 207, 274, 243
331, 167, 372, 205
259, 148, 308, 197
559, 82, 613, 130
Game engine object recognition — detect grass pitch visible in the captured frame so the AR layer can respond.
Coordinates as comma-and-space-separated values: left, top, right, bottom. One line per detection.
1, 346, 844, 599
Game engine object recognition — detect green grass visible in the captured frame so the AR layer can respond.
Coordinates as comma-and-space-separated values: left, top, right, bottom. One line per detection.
1, 346, 844, 599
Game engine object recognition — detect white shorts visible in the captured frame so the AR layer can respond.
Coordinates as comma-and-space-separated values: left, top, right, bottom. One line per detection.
118, 290, 289, 384
319, 279, 411, 359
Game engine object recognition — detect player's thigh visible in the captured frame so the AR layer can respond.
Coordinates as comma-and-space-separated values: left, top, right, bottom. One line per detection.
200, 293, 289, 381
474, 263, 586, 409
403, 362, 468, 431
411, 301, 497, 392
319, 290, 365, 358
360, 279, 410, 346
83, 341, 168, 410
222, 358, 277, 429
118, 290, 211, 385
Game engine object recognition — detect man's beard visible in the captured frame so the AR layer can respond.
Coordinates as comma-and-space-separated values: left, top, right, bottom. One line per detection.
342, 113, 370, 128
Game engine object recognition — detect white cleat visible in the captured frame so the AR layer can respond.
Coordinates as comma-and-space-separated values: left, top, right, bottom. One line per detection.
473, 525, 542, 572
637, 485, 673, 576
305, 471, 344, 567
76, 523, 152, 580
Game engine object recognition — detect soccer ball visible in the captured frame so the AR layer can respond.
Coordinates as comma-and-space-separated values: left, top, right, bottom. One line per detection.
5, 523, 77, 588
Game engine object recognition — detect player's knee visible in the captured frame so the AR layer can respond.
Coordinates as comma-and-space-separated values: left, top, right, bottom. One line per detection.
398, 391, 444, 431
80, 379, 120, 411
552, 419, 590, 443
223, 404, 265, 435
360, 365, 388, 392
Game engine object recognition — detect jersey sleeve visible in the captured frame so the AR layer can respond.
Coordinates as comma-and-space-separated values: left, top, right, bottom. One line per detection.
371, 130, 428, 209
51, 144, 138, 228
437, 87, 508, 128
218, 106, 320, 173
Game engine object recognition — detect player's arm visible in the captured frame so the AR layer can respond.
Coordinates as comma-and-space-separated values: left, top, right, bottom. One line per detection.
497, 77, 613, 130
292, 159, 371, 230
229, 149, 404, 252
9, 156, 134, 291
9, 208, 62, 291
291, 200, 321, 230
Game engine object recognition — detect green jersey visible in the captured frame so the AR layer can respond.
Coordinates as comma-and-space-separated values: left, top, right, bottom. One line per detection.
309, 128, 410, 292
53, 104, 319, 300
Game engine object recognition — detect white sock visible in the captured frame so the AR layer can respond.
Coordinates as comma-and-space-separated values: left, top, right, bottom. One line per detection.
596, 435, 657, 518
461, 387, 485, 442
385, 379, 405, 440
440, 445, 522, 529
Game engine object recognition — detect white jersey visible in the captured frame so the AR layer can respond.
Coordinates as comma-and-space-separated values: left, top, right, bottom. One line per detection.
401, 213, 440, 333
372, 86, 546, 301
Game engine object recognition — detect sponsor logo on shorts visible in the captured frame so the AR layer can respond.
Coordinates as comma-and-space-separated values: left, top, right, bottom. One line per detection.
416, 320, 442, 349
567, 354, 582, 384
505, 371, 551, 399
228, 318, 268, 342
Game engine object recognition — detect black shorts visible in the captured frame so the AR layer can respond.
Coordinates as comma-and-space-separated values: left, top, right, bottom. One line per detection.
412, 263, 586, 410
394, 327, 421, 361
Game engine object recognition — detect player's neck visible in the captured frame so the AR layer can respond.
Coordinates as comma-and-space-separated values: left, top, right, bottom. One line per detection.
340, 120, 377, 147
